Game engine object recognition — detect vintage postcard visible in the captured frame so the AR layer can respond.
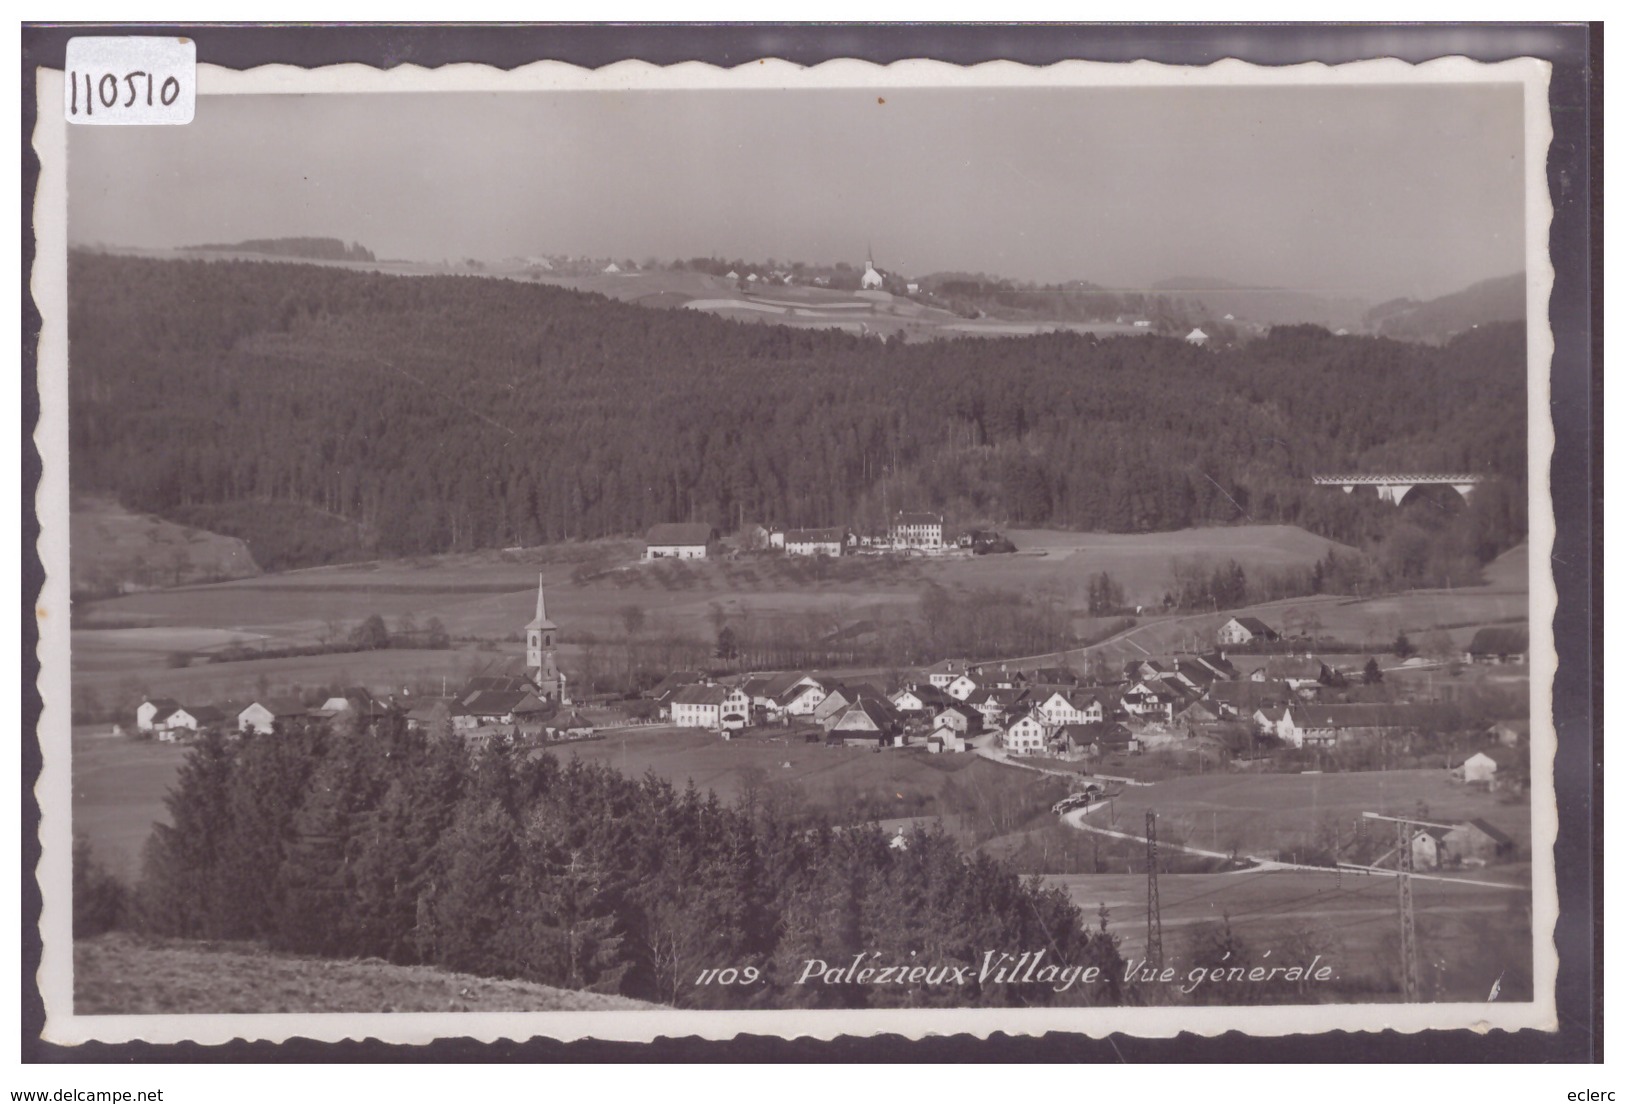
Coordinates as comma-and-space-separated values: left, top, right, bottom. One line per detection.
30, 47, 1561, 1047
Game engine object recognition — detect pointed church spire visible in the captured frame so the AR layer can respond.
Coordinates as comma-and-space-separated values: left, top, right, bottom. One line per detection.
526, 572, 556, 630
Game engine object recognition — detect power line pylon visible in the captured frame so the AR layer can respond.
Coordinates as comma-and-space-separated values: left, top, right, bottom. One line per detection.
1364, 811, 1434, 1002
1396, 819, 1419, 1002
1146, 810, 1163, 973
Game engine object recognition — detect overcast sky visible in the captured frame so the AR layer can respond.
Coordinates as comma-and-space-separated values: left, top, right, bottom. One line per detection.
67, 82, 1527, 301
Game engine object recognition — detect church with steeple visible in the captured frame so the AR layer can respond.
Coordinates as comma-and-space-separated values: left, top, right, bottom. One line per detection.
525, 573, 567, 702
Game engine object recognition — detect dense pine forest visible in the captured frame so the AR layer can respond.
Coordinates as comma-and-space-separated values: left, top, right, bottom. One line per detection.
124, 720, 1123, 1008
68, 253, 1527, 573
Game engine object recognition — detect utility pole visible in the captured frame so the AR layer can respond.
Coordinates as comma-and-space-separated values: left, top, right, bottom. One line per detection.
1362, 811, 1453, 1002
1146, 810, 1164, 973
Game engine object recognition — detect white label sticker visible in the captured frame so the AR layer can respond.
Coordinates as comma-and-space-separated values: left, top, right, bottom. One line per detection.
65, 36, 196, 125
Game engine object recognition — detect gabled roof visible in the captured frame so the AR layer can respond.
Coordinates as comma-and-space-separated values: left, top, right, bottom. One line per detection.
462, 689, 537, 716
1290, 703, 1462, 730
245, 696, 306, 718
784, 527, 846, 543
892, 511, 943, 526
1229, 616, 1277, 635
673, 684, 730, 706
650, 670, 706, 698
645, 522, 715, 547
776, 682, 823, 706
143, 697, 180, 713
1467, 626, 1529, 655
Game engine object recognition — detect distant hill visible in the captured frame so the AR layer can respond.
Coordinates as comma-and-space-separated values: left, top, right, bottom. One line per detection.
75, 932, 656, 1014
181, 236, 376, 263
1152, 277, 1370, 330
1365, 273, 1525, 342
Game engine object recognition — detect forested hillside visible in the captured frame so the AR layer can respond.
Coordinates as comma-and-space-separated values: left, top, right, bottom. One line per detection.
68, 252, 1527, 570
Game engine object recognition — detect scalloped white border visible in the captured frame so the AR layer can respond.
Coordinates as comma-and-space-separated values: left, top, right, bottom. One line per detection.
31, 53, 1559, 1047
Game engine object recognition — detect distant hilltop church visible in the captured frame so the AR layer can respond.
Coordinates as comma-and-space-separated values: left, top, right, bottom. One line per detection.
861, 257, 885, 290
525, 573, 566, 702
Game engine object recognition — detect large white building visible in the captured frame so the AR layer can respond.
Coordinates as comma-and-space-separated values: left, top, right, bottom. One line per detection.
890, 511, 944, 551
644, 522, 717, 560
671, 685, 752, 729
783, 527, 846, 556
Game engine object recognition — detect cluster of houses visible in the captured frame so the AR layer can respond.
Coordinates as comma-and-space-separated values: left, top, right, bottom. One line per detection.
641, 633, 1530, 785
132, 678, 598, 746
644, 512, 1005, 561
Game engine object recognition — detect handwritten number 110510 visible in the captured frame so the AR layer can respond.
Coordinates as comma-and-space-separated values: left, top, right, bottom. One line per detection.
69, 69, 181, 116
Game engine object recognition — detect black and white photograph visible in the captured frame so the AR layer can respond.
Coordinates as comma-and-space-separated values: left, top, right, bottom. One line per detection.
26, 35, 1577, 1054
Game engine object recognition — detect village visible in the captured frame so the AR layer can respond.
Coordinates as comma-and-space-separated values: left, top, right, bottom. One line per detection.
124, 543, 1532, 874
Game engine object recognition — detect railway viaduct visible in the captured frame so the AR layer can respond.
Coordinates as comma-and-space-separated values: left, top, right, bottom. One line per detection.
1311, 473, 1482, 505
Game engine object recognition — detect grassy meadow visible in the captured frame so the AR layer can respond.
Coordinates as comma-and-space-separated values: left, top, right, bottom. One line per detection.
74, 932, 654, 1014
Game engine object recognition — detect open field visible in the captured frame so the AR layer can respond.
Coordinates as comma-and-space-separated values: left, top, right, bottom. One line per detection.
74, 932, 655, 1014
71, 726, 189, 880
558, 726, 1023, 816
1041, 865, 1531, 1001
1069, 768, 1532, 859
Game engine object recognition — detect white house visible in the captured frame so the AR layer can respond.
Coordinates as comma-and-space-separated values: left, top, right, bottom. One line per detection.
927, 722, 965, 754
644, 522, 717, 560
603, 262, 621, 274
237, 698, 307, 735
1035, 691, 1104, 729
136, 697, 180, 733
783, 527, 846, 557
1462, 747, 1521, 785
776, 682, 827, 718
889, 511, 944, 551
1185, 327, 1209, 345
945, 673, 982, 702
1217, 616, 1280, 646
860, 259, 884, 290
1001, 711, 1048, 756
671, 685, 751, 729
932, 704, 975, 735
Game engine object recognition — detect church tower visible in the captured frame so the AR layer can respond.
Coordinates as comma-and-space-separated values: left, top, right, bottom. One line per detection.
526, 572, 565, 701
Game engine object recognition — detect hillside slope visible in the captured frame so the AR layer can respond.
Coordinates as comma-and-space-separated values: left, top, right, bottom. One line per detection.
68, 252, 1527, 566
75, 932, 656, 1014
1366, 273, 1525, 342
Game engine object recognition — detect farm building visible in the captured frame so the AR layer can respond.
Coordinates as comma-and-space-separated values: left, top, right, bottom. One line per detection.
890, 683, 950, 716
810, 683, 879, 728
932, 703, 978, 736
826, 696, 902, 746
1185, 327, 1209, 346
1466, 626, 1529, 664
1278, 703, 1462, 749
237, 698, 308, 735
136, 697, 180, 733
1247, 654, 1333, 690
1461, 746, 1525, 787
1253, 705, 1289, 739
1443, 818, 1515, 863
548, 711, 597, 740
643, 522, 717, 560
775, 681, 827, 718
925, 724, 965, 754
670, 685, 751, 730
1216, 616, 1281, 646
783, 527, 847, 556
969, 686, 1028, 727
455, 689, 551, 730
889, 511, 944, 551
945, 672, 983, 702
